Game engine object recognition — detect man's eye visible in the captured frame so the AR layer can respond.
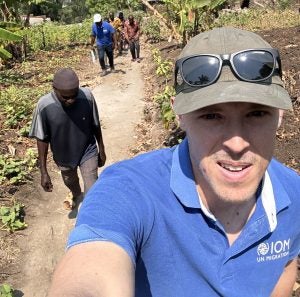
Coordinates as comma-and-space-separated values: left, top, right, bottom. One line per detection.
248, 110, 268, 117
200, 113, 222, 120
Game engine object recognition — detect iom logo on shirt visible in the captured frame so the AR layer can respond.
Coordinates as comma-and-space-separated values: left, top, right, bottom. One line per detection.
257, 239, 290, 262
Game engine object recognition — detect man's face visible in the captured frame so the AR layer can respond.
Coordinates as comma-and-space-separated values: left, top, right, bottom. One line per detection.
54, 87, 78, 107
129, 17, 134, 24
179, 102, 281, 204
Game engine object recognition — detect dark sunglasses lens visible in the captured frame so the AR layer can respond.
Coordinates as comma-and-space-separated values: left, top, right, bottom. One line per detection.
233, 50, 274, 81
182, 56, 220, 86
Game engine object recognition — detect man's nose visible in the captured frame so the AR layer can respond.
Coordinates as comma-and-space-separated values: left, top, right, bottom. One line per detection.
222, 123, 250, 155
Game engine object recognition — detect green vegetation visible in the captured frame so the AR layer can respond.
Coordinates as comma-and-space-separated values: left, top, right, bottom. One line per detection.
143, 17, 162, 43
154, 86, 176, 129
0, 284, 13, 297
20, 21, 91, 52
0, 26, 22, 59
163, 0, 228, 43
151, 48, 176, 128
0, 86, 46, 129
216, 9, 300, 31
86, 0, 142, 19
0, 149, 37, 185
0, 202, 27, 232
152, 48, 173, 86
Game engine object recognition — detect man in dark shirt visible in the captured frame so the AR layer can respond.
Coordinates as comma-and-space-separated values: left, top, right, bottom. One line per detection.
29, 68, 106, 210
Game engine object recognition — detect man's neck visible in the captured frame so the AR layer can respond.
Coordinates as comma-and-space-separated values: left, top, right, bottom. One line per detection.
213, 198, 256, 245
196, 184, 257, 246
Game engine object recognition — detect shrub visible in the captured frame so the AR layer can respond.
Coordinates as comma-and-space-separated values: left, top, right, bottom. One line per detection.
142, 16, 162, 43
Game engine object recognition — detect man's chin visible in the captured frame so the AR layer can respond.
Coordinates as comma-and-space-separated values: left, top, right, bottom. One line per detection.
63, 103, 74, 108
214, 186, 258, 205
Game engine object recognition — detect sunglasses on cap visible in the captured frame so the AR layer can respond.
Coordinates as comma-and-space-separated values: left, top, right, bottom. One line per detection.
175, 48, 282, 93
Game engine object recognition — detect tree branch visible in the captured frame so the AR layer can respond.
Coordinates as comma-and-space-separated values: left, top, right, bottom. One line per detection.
140, 0, 181, 42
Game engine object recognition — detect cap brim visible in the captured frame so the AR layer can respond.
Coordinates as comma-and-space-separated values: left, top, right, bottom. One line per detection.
173, 81, 292, 115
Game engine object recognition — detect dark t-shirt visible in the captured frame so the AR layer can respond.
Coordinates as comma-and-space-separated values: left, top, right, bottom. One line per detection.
29, 87, 100, 168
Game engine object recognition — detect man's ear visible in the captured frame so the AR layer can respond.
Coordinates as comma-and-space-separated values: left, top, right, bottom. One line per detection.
278, 110, 284, 128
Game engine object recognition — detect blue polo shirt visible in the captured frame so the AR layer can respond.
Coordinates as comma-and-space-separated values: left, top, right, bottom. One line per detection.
91, 21, 115, 46
68, 138, 300, 296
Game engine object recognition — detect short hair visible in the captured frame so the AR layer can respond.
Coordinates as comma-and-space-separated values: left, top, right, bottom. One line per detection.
53, 68, 79, 90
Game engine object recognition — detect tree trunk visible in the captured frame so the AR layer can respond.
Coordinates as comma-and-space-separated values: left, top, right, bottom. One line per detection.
140, 0, 181, 42
24, 12, 31, 27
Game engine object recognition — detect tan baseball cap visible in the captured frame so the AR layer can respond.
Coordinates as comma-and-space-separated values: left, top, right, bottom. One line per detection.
173, 27, 292, 115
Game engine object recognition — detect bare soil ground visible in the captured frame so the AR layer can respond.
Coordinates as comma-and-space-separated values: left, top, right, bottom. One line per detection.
0, 25, 299, 295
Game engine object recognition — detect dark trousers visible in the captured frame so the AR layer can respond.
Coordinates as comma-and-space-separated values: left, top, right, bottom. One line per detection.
129, 40, 140, 59
58, 155, 98, 197
97, 44, 114, 70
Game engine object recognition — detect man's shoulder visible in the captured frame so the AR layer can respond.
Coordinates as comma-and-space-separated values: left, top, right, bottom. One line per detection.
120, 147, 173, 167
103, 21, 114, 29
97, 147, 175, 199
79, 87, 92, 97
36, 92, 56, 110
269, 159, 299, 179
113, 17, 121, 25
78, 87, 95, 104
102, 147, 175, 180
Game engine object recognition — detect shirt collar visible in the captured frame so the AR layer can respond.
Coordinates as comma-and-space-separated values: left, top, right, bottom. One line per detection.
260, 171, 277, 231
170, 138, 291, 230
263, 160, 291, 230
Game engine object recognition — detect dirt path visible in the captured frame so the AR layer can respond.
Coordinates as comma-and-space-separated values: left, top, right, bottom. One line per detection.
7, 52, 145, 296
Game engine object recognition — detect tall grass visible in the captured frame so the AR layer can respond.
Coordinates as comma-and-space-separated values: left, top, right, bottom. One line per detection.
216, 9, 300, 31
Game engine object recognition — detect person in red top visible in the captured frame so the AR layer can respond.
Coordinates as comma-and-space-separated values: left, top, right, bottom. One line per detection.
124, 15, 140, 62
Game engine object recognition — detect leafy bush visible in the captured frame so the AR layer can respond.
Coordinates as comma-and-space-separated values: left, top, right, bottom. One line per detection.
0, 149, 37, 185
19, 20, 91, 52
0, 284, 13, 297
154, 86, 176, 128
0, 202, 27, 232
132, 10, 146, 24
0, 85, 47, 129
152, 48, 173, 83
142, 17, 162, 42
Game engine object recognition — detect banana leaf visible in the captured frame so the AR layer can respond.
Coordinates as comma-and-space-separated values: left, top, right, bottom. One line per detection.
0, 47, 13, 59
0, 27, 22, 42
